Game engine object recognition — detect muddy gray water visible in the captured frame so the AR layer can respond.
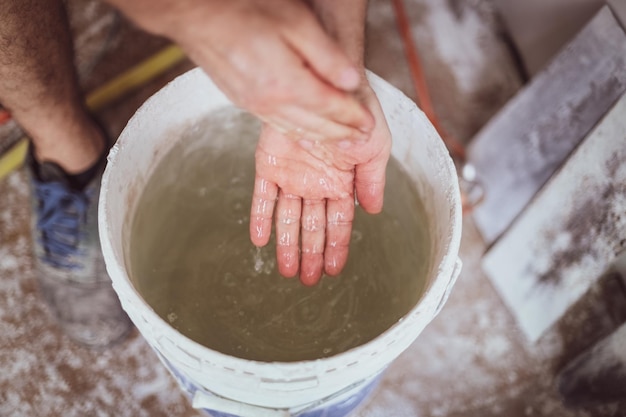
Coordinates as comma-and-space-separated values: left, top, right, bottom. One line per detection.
127, 110, 431, 362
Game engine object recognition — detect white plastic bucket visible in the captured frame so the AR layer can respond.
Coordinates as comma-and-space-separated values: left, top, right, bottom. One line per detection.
99, 68, 462, 416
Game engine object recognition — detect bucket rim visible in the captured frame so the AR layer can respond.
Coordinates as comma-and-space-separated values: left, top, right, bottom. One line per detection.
98, 68, 462, 377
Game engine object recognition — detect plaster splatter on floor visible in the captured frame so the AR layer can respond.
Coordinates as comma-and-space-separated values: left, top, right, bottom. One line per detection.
1, 165, 623, 417
0, 170, 200, 417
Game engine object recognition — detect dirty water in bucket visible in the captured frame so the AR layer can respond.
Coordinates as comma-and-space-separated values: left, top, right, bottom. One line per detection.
127, 109, 431, 363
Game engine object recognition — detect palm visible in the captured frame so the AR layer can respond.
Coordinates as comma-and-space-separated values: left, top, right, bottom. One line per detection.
249, 86, 391, 285
255, 127, 355, 201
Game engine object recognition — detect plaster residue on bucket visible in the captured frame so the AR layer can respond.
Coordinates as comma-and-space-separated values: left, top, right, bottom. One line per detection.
125, 108, 432, 362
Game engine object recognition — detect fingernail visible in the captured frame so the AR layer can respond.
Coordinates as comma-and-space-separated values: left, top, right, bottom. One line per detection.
301, 272, 320, 287
339, 67, 361, 90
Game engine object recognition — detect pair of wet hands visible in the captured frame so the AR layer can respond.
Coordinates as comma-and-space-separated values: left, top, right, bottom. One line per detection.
249, 87, 392, 286
142, 0, 393, 285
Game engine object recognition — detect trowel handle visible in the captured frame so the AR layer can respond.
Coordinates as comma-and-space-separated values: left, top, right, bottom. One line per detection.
192, 390, 290, 417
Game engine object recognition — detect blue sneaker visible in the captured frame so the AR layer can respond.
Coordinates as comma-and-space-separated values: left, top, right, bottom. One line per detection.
32, 162, 99, 272
28, 145, 106, 279
28, 145, 131, 347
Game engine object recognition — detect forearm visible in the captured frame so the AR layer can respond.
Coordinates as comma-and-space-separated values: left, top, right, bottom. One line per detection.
308, 0, 368, 71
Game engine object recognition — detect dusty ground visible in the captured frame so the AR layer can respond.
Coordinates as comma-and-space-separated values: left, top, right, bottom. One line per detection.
1, 0, 624, 416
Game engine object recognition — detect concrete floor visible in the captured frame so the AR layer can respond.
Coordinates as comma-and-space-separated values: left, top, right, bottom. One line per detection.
1, 0, 624, 416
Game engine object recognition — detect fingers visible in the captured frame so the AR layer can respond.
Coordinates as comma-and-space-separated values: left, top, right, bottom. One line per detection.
355, 160, 386, 214
300, 199, 326, 286
283, 9, 361, 91
273, 196, 355, 283
275, 190, 302, 278
188, 5, 374, 141
325, 196, 354, 276
278, 106, 370, 144
249, 176, 278, 247
230, 27, 373, 139
256, 65, 374, 140
355, 96, 392, 214
293, 78, 374, 135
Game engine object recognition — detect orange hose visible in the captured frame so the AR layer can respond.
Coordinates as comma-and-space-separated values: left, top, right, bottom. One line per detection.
390, 0, 466, 161
0, 108, 11, 125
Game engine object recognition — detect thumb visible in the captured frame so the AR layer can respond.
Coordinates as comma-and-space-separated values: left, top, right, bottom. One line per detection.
355, 150, 388, 214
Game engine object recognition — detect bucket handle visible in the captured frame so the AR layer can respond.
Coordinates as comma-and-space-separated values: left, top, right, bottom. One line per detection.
192, 391, 290, 417
192, 374, 377, 417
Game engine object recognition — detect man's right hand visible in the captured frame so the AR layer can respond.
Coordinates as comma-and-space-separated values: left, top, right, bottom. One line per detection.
108, 0, 374, 142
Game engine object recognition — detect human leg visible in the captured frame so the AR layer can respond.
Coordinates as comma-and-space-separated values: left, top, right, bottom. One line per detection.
0, 0, 105, 173
0, 1, 130, 347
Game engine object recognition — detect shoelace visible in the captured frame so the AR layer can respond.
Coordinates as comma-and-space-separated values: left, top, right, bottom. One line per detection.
35, 181, 92, 269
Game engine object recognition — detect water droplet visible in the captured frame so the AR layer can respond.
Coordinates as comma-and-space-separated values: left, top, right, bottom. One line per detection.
254, 247, 264, 273
279, 232, 291, 246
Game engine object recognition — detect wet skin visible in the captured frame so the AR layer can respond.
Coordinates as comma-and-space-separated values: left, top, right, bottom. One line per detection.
250, 86, 391, 285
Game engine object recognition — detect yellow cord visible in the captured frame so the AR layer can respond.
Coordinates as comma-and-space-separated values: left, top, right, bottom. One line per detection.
86, 45, 185, 111
0, 139, 28, 181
